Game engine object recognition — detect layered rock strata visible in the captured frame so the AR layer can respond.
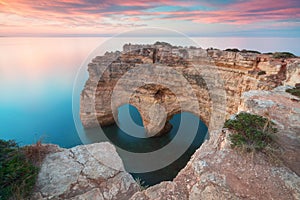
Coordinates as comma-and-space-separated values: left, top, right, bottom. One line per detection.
80, 42, 299, 136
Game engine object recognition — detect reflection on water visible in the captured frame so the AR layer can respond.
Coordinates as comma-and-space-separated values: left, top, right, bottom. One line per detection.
84, 104, 208, 186
1, 37, 298, 185
1, 37, 299, 147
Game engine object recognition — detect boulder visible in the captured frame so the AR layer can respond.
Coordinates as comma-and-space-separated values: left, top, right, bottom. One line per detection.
33, 142, 139, 199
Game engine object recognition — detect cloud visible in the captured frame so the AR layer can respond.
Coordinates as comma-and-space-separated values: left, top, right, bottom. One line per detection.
0, 0, 299, 36
148, 0, 300, 24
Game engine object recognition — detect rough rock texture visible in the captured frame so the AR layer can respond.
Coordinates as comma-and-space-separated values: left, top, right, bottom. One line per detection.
32, 142, 139, 200
80, 43, 300, 137
131, 133, 299, 199
129, 87, 300, 200
78, 43, 300, 199
239, 86, 300, 176
284, 60, 300, 86
130, 132, 300, 200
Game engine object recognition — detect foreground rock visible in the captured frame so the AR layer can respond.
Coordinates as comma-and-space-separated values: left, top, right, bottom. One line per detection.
130, 88, 300, 200
32, 142, 139, 200
131, 133, 299, 200
240, 86, 300, 176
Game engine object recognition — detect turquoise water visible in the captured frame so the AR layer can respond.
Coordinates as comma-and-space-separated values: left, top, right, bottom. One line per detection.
83, 104, 208, 186
1, 37, 299, 147
0, 89, 82, 147
1, 37, 299, 185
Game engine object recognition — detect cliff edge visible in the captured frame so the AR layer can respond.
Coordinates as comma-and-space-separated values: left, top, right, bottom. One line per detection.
80, 42, 299, 137
130, 87, 300, 200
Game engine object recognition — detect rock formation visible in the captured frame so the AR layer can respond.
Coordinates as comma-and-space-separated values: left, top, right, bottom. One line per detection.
34, 87, 300, 200
80, 42, 299, 137
32, 142, 139, 199
76, 42, 300, 199
130, 87, 300, 200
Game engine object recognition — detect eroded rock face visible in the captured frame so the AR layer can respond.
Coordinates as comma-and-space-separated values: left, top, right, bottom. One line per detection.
130, 132, 300, 200
33, 142, 139, 200
284, 60, 300, 86
130, 133, 300, 200
80, 43, 299, 137
128, 87, 300, 200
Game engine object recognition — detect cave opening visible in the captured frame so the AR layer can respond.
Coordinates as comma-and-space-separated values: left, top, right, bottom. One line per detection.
107, 104, 208, 186
83, 104, 208, 186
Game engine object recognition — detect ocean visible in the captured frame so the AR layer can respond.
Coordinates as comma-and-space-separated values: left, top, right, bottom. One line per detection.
1, 36, 299, 185
0, 37, 299, 147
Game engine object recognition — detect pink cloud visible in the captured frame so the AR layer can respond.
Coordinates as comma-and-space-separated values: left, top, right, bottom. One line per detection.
1, 0, 299, 24
0, 0, 299, 35
147, 0, 300, 24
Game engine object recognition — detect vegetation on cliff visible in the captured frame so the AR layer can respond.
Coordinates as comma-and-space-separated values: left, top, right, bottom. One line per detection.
223, 49, 297, 58
286, 87, 300, 98
224, 113, 277, 152
224, 48, 261, 54
272, 52, 297, 59
0, 140, 39, 200
135, 177, 149, 191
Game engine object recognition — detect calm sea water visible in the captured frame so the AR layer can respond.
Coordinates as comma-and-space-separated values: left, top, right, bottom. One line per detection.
1, 37, 299, 147
85, 104, 208, 185
0, 37, 299, 184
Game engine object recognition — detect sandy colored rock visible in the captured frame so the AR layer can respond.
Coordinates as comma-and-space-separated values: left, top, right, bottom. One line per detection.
78, 43, 299, 199
239, 86, 300, 176
33, 142, 139, 199
130, 87, 300, 200
81, 43, 299, 137
131, 130, 300, 200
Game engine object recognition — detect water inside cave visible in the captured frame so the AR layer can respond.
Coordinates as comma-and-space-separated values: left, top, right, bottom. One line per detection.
84, 104, 208, 186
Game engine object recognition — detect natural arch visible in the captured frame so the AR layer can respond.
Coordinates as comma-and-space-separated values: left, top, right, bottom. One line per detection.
80, 42, 280, 137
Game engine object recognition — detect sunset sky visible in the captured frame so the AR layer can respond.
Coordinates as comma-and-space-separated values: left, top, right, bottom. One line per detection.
0, 0, 299, 37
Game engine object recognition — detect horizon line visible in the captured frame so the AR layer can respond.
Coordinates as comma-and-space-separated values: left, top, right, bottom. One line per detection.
1, 35, 300, 38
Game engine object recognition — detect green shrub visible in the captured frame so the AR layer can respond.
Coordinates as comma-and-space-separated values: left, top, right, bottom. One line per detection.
224, 48, 261, 54
286, 87, 300, 98
224, 113, 277, 152
0, 140, 38, 200
224, 48, 240, 52
257, 70, 266, 75
272, 52, 296, 59
263, 52, 273, 55
241, 49, 261, 54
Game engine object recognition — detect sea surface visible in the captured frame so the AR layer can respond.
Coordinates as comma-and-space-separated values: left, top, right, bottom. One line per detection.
0, 37, 299, 185
1, 37, 299, 147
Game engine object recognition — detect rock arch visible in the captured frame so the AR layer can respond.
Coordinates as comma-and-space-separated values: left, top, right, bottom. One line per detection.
80, 43, 290, 137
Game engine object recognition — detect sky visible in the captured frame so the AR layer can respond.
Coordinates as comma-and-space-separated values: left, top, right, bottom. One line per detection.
0, 0, 300, 37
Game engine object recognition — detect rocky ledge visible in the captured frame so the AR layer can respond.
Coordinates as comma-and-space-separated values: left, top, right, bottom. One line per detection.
32, 142, 139, 200
80, 42, 300, 137
130, 87, 300, 200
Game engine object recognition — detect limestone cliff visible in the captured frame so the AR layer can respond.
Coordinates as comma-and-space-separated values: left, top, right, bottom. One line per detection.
80, 42, 299, 137
35, 87, 299, 200
130, 87, 300, 200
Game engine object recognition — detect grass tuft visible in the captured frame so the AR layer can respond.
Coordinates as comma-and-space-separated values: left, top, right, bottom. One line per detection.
0, 140, 39, 200
135, 177, 149, 191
